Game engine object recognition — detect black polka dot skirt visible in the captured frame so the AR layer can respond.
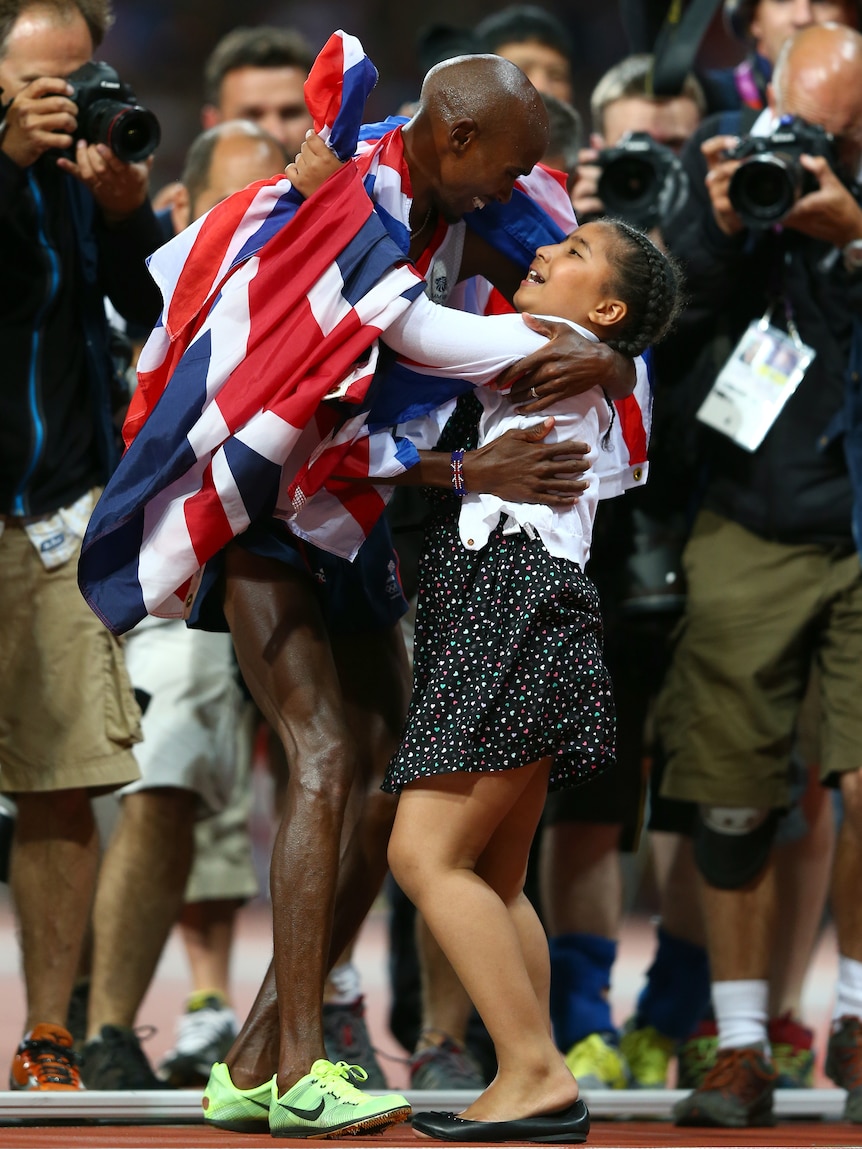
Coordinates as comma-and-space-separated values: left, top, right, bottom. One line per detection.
383, 515, 616, 794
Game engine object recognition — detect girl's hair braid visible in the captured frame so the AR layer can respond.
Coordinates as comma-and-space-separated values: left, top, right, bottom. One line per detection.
600, 218, 686, 358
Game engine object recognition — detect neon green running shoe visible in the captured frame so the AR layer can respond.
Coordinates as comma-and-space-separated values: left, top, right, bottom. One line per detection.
564, 1032, 630, 1089
202, 1061, 273, 1133
619, 1020, 675, 1088
269, 1059, 411, 1138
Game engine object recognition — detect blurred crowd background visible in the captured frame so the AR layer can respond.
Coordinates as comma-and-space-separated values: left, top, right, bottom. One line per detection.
99, 1, 741, 190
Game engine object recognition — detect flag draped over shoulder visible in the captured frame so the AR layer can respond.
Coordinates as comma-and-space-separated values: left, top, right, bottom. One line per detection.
78, 31, 425, 635
79, 29, 653, 634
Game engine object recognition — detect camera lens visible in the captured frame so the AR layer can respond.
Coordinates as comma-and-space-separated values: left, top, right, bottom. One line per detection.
728, 154, 798, 227
83, 99, 161, 163
599, 154, 660, 217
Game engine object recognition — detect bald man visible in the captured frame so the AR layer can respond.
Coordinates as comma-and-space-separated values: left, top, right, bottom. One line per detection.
650, 23, 862, 1127
202, 52, 637, 1138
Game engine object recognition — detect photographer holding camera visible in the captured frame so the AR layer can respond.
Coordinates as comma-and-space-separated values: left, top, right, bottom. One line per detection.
651, 22, 862, 1127
570, 54, 704, 233
0, 0, 163, 1091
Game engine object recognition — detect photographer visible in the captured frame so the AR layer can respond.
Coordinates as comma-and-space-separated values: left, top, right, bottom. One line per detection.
570, 53, 704, 232
653, 23, 862, 1127
0, 0, 162, 1091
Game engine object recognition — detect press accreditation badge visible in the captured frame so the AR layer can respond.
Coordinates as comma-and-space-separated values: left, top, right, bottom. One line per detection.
696, 319, 815, 452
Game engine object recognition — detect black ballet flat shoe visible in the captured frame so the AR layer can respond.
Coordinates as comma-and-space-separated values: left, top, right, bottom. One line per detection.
411, 1098, 590, 1143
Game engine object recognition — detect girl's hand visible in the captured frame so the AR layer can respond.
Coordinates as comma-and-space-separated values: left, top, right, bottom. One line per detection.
286, 129, 345, 197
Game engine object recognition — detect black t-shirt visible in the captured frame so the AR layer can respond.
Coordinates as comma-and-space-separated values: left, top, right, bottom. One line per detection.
0, 153, 101, 516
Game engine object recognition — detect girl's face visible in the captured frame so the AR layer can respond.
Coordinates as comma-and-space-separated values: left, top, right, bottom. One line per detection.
513, 220, 627, 333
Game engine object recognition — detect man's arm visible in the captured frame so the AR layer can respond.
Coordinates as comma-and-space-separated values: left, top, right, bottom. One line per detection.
335, 418, 590, 506
459, 228, 636, 408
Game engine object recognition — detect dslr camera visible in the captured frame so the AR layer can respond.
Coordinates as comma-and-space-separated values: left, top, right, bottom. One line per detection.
725, 116, 840, 229
65, 61, 160, 163
596, 131, 689, 231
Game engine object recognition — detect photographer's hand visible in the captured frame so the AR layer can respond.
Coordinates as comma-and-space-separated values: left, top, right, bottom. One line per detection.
701, 135, 746, 236
782, 154, 862, 247
0, 76, 77, 167
493, 314, 636, 409
570, 145, 605, 220
58, 140, 151, 223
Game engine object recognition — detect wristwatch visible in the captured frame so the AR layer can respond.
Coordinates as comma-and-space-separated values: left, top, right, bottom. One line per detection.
843, 238, 862, 274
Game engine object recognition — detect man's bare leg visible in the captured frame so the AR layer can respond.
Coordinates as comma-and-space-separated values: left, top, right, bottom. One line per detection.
87, 787, 198, 1034
12, 789, 99, 1031
222, 549, 407, 1093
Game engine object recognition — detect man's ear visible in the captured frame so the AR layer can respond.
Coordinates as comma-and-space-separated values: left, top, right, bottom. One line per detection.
450, 117, 478, 153
200, 104, 221, 130
170, 184, 191, 234
589, 298, 627, 328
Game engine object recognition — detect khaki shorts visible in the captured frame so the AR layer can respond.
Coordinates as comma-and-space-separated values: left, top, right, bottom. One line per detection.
119, 618, 245, 817
0, 522, 142, 793
657, 510, 862, 809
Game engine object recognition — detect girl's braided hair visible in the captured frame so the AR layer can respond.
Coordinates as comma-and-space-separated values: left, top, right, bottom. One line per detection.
599, 218, 686, 358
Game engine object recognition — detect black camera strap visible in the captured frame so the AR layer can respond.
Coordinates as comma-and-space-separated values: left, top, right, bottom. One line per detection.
647, 0, 724, 96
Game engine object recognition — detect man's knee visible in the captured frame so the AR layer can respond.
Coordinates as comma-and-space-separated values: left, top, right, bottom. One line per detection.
694, 805, 779, 889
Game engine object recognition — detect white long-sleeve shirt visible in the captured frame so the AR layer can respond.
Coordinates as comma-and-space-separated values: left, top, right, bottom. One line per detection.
382, 296, 650, 568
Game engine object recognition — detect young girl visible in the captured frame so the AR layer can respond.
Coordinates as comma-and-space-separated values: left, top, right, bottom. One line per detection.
377, 221, 681, 1143
289, 143, 683, 1142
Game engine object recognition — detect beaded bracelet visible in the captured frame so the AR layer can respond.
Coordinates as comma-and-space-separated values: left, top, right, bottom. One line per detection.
450, 449, 466, 497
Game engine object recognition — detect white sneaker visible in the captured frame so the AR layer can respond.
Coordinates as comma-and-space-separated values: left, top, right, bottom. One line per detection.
158, 993, 237, 1087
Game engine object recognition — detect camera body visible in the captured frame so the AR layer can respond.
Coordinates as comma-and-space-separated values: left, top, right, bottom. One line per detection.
66, 61, 160, 163
596, 131, 689, 231
725, 116, 839, 229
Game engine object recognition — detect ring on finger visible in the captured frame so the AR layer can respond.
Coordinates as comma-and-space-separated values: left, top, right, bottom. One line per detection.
530, 386, 539, 400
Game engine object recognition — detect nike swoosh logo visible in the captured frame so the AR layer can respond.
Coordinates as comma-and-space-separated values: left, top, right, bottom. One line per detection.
247, 1098, 271, 1112
282, 1099, 326, 1121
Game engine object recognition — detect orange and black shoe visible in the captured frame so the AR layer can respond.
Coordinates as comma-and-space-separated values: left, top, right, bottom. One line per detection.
673, 1045, 777, 1127
10, 1023, 83, 1091
825, 1015, 862, 1123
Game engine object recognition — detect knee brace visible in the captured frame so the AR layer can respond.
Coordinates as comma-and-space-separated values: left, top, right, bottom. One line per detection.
694, 805, 779, 889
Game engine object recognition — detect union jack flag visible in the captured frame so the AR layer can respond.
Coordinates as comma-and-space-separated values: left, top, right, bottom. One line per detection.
79, 30, 652, 635
79, 32, 426, 634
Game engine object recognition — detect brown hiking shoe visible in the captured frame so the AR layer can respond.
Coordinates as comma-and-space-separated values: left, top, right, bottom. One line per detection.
825, 1016, 862, 1122
673, 1045, 778, 1127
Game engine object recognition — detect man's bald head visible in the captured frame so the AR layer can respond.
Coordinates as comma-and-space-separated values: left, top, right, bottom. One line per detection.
420, 52, 548, 144
773, 21, 862, 101
405, 53, 549, 224
172, 120, 288, 232
771, 23, 862, 170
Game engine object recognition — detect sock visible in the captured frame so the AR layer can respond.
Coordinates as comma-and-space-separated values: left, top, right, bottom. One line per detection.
833, 954, 862, 1024
635, 926, 712, 1041
187, 988, 229, 1012
326, 961, 362, 1006
548, 931, 616, 1049
712, 979, 768, 1050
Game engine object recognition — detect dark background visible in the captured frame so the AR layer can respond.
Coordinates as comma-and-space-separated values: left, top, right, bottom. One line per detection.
100, 1, 743, 190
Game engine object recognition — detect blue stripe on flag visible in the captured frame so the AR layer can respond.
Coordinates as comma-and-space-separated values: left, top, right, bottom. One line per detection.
221, 437, 282, 521
335, 214, 414, 307
361, 174, 410, 254
358, 117, 407, 142
366, 359, 473, 429
229, 190, 303, 269
79, 513, 147, 636
329, 55, 380, 159
465, 186, 566, 270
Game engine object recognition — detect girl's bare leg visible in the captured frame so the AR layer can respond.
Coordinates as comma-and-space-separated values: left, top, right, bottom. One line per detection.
388, 761, 577, 1122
